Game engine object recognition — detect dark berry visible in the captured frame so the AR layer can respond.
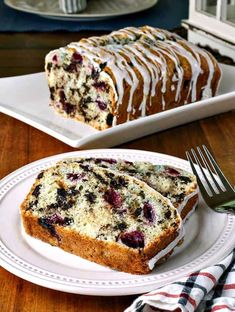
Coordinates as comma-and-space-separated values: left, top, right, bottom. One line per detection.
120, 231, 145, 248
106, 113, 113, 126
165, 167, 180, 177
95, 158, 117, 165
165, 210, 171, 219
85, 191, 97, 204
104, 188, 122, 208
67, 173, 85, 182
62, 102, 75, 115
49, 213, 64, 225
143, 202, 155, 223
96, 100, 107, 110
93, 81, 108, 92
72, 52, 83, 64
38, 217, 60, 240
52, 54, 58, 62
32, 185, 41, 198
59, 90, 66, 103
65, 63, 77, 73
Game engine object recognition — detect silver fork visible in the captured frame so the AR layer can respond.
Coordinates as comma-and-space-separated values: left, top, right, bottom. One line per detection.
186, 145, 235, 215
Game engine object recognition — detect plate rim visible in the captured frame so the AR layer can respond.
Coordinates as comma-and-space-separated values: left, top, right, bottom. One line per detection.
1, 148, 235, 296
4, 0, 158, 20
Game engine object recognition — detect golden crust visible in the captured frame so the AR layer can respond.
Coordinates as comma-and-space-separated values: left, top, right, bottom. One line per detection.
20, 208, 181, 274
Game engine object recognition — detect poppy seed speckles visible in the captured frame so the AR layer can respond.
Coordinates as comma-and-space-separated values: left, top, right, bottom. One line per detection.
85, 191, 97, 204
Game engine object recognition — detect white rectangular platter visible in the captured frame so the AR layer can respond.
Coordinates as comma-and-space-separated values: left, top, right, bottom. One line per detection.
0, 64, 235, 148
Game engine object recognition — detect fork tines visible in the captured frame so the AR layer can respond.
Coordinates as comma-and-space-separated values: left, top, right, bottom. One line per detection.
186, 145, 235, 209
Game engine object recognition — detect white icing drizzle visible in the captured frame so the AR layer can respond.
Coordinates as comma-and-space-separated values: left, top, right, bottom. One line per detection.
188, 42, 215, 99
166, 40, 201, 102
59, 26, 216, 126
148, 224, 185, 270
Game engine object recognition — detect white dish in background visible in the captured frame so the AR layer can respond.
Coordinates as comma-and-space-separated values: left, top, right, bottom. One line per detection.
4, 0, 158, 21
0, 64, 235, 148
0, 149, 235, 296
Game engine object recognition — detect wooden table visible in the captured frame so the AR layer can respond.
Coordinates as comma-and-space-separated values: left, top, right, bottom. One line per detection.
0, 32, 235, 312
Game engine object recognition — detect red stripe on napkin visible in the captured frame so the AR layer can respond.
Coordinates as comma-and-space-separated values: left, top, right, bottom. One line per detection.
211, 305, 235, 311
190, 272, 217, 284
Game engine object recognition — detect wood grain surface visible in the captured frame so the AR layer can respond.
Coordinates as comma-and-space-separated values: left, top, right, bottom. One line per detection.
0, 32, 235, 312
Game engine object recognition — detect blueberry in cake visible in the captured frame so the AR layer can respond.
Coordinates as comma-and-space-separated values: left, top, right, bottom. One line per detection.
62, 158, 198, 221
21, 161, 183, 274
45, 26, 221, 130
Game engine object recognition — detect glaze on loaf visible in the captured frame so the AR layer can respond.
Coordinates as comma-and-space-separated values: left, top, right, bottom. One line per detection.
45, 26, 221, 130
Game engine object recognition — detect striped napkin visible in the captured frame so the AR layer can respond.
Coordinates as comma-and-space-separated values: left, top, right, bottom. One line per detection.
125, 250, 235, 312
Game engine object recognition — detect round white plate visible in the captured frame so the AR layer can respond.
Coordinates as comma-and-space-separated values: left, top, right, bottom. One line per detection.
4, 0, 158, 21
0, 149, 235, 296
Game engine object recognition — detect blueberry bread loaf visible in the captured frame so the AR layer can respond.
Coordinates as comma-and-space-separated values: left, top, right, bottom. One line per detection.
21, 161, 183, 274
45, 26, 221, 130
63, 158, 198, 221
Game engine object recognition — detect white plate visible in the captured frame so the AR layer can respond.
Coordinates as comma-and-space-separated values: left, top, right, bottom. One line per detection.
0, 64, 235, 148
1, 149, 235, 296
4, 0, 158, 21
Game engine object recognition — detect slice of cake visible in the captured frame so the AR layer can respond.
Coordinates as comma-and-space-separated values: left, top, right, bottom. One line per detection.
62, 158, 198, 221
21, 161, 183, 274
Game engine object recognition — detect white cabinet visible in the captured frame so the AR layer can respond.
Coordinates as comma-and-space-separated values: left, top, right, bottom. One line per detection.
182, 0, 235, 61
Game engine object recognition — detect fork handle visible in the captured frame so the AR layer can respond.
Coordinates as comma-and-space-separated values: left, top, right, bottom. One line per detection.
214, 199, 235, 215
